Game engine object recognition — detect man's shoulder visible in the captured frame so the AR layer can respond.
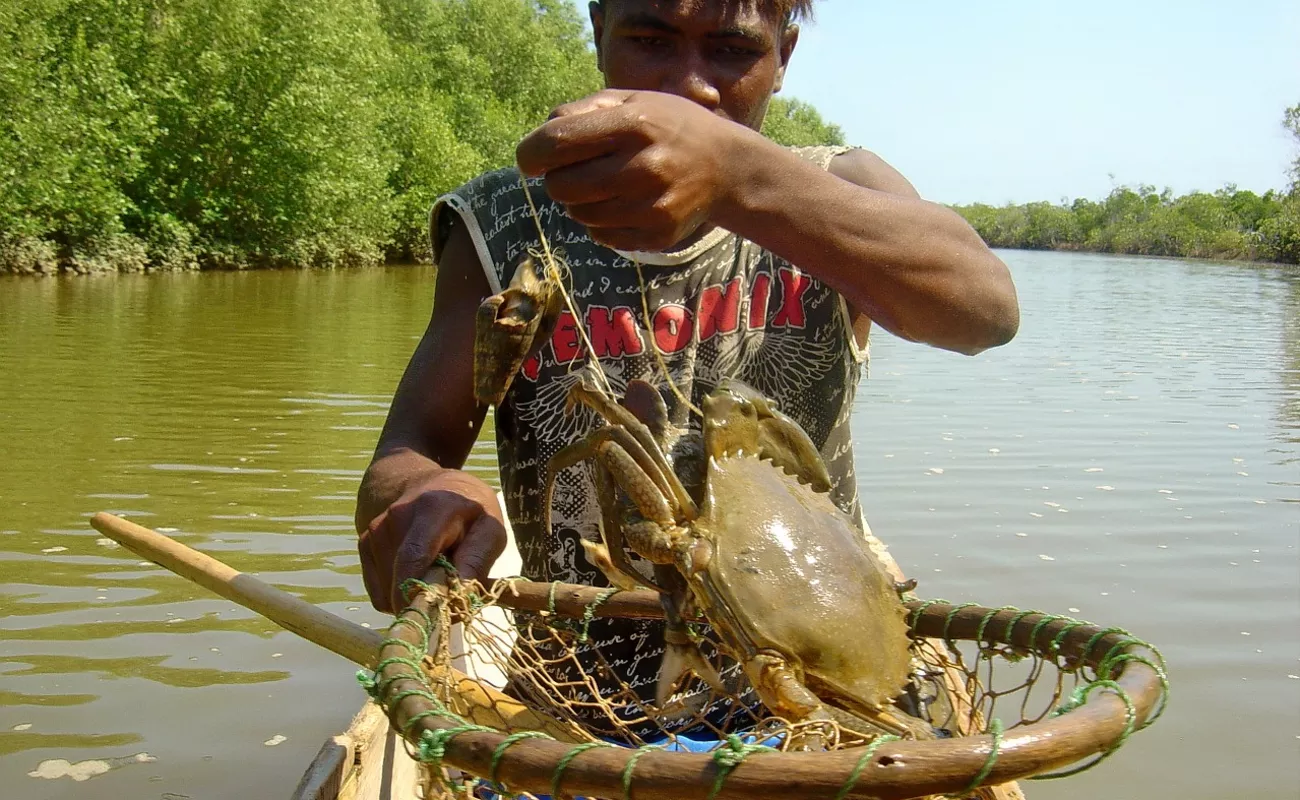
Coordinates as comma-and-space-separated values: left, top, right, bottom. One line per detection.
444, 165, 528, 206
823, 147, 920, 198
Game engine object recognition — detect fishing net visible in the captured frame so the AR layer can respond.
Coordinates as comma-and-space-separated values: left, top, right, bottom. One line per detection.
358, 566, 1168, 800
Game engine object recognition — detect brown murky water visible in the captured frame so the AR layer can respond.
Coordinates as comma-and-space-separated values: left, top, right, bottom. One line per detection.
1, 253, 1296, 799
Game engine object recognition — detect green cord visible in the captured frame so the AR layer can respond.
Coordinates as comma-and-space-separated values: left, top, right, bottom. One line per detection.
489, 731, 551, 789
547, 580, 560, 614
551, 741, 611, 799
706, 735, 776, 800
579, 587, 620, 643
620, 745, 656, 800
948, 718, 1004, 797
833, 735, 899, 800
1032, 679, 1137, 780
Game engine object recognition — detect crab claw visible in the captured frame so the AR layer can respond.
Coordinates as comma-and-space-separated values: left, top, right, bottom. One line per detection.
657, 605, 725, 707
580, 540, 645, 592
657, 641, 726, 708
472, 256, 562, 407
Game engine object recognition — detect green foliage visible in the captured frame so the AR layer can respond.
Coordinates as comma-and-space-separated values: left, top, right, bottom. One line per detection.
376, 0, 601, 260
0, 0, 843, 272
133, 0, 398, 269
0, 0, 155, 272
762, 97, 845, 147
953, 184, 1300, 265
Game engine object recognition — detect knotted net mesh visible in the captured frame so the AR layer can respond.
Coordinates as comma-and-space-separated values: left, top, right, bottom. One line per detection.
358, 568, 1167, 800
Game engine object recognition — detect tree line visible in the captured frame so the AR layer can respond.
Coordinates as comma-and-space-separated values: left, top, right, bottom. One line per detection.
4, 1, 1293, 274
952, 104, 1300, 265
0, 0, 843, 275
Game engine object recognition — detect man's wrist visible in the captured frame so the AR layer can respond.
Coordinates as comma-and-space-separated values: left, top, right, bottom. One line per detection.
356, 447, 445, 532
711, 126, 805, 237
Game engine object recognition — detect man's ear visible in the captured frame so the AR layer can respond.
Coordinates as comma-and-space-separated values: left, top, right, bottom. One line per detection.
589, 1, 606, 71
772, 23, 799, 94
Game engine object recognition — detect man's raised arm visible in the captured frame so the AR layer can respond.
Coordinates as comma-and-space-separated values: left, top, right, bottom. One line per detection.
355, 219, 506, 613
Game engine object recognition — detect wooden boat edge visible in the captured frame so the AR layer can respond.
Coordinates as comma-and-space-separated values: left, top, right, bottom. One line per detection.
292, 701, 423, 800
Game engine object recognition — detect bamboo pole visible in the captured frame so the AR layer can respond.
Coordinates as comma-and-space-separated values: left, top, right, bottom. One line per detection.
88, 512, 579, 741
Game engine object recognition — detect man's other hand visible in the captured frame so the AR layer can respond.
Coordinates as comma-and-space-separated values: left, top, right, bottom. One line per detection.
357, 469, 507, 613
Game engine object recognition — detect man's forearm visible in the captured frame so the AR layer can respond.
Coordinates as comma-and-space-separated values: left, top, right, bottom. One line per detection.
715, 134, 1019, 355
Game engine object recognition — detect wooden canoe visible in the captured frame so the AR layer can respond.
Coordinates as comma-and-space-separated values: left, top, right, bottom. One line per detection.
292, 701, 426, 800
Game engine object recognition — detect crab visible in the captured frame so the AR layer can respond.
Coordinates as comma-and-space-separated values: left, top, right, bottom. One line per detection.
473, 256, 929, 741
544, 366, 933, 740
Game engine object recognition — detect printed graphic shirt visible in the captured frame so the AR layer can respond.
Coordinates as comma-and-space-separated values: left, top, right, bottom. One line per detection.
432, 146, 872, 734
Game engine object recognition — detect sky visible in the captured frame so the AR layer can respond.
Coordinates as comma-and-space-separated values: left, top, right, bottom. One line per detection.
570, 1, 1300, 205
775, 1, 1300, 204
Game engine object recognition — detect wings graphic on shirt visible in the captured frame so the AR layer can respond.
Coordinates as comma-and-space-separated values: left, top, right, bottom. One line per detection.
513, 363, 630, 452
704, 326, 842, 403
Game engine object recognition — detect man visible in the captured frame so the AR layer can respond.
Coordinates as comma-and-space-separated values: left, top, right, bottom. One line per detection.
356, 0, 1018, 727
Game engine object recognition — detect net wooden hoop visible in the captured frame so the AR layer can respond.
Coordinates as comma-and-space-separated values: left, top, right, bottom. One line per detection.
371, 578, 1166, 800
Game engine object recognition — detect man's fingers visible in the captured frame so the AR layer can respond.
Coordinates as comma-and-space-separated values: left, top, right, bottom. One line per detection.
564, 196, 655, 229
548, 89, 635, 119
517, 107, 634, 177
450, 514, 509, 586
357, 517, 391, 613
389, 503, 468, 612
542, 152, 629, 206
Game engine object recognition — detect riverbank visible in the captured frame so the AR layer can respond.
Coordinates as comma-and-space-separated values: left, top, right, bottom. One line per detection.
2, 1, 846, 280
953, 185, 1300, 265
9, 187, 1297, 276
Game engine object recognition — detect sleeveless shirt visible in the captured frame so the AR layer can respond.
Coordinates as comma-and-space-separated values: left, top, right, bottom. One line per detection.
432, 146, 872, 735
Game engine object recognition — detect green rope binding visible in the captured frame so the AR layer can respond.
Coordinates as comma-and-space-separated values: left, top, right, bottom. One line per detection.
579, 587, 620, 643
551, 741, 613, 799
706, 735, 776, 800
490, 731, 551, 789
947, 718, 1004, 798
620, 745, 656, 800
547, 580, 561, 615
1027, 679, 1138, 781
418, 723, 494, 769
974, 607, 1019, 643
833, 735, 900, 800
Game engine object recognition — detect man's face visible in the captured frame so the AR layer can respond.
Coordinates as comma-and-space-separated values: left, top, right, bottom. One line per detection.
589, 0, 797, 131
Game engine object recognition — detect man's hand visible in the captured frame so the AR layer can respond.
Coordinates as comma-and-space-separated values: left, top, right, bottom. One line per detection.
516, 89, 744, 253
357, 469, 507, 614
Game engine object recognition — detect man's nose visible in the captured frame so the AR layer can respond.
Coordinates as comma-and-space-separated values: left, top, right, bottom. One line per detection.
660, 55, 721, 110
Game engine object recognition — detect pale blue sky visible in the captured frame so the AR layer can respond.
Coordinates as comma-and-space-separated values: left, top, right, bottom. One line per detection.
780, 1, 1300, 204
574, 1, 1300, 205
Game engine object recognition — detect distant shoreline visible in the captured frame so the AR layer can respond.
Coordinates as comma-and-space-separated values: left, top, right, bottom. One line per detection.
951, 186, 1299, 266
4, 231, 1297, 278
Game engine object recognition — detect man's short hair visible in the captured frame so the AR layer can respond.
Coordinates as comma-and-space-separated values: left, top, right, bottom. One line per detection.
595, 0, 815, 24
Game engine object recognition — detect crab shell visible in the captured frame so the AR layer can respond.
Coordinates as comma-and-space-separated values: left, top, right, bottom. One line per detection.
681, 387, 913, 713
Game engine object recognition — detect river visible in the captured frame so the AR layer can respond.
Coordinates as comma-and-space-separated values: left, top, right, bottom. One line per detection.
1, 251, 1296, 799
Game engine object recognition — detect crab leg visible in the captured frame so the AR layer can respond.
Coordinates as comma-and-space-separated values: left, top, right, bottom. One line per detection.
544, 429, 667, 593
565, 379, 698, 523
544, 425, 676, 531
586, 460, 663, 593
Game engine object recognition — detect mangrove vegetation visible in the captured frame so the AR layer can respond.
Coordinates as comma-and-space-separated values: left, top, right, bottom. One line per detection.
0, 0, 844, 274
2, 1, 1294, 273
952, 104, 1300, 265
